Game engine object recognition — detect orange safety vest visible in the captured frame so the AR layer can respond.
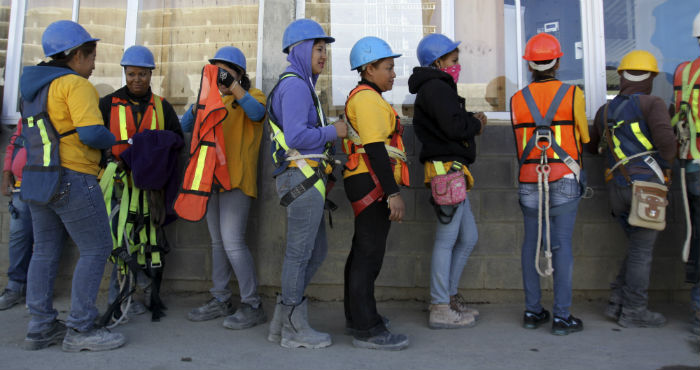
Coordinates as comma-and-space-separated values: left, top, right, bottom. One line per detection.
174, 64, 231, 222
109, 94, 165, 160
673, 57, 700, 159
342, 84, 409, 216
511, 80, 579, 183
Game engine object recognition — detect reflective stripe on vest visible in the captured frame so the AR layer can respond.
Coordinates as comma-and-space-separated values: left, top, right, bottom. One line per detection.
174, 64, 231, 221
511, 81, 580, 183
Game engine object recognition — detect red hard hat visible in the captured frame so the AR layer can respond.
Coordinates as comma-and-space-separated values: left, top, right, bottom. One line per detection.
523, 33, 563, 61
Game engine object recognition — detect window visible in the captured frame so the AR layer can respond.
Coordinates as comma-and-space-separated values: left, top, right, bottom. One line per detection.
137, 0, 260, 114
604, 0, 700, 102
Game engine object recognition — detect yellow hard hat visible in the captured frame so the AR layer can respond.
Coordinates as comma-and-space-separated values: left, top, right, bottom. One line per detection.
617, 50, 659, 73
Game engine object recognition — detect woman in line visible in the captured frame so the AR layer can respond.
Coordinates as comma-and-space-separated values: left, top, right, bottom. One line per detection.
20, 20, 125, 351
342, 36, 410, 350
266, 19, 347, 349
181, 46, 268, 330
408, 33, 485, 329
510, 33, 588, 335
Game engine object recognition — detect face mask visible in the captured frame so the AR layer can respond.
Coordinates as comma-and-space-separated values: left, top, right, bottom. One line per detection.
440, 64, 461, 84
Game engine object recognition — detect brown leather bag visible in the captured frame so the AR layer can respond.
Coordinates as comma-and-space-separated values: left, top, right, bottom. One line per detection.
628, 180, 668, 230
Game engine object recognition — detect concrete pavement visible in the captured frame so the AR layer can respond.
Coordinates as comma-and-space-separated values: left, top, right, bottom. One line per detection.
0, 293, 698, 370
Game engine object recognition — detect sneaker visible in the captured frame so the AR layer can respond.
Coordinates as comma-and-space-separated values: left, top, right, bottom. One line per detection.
345, 315, 391, 336
552, 315, 583, 336
450, 294, 480, 320
428, 304, 476, 329
24, 320, 67, 350
352, 330, 409, 351
223, 303, 267, 330
523, 309, 550, 329
0, 289, 23, 310
617, 308, 666, 328
62, 327, 126, 352
187, 298, 235, 322
603, 301, 621, 321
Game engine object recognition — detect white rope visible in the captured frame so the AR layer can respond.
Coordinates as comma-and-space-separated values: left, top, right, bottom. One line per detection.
682, 168, 692, 262
106, 270, 133, 329
535, 152, 554, 277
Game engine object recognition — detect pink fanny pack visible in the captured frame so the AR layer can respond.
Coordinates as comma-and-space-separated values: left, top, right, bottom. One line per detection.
430, 161, 467, 206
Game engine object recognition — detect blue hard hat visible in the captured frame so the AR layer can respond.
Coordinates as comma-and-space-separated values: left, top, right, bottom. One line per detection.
120, 45, 155, 69
416, 33, 461, 67
282, 19, 335, 54
209, 46, 246, 71
42, 20, 100, 57
349, 36, 401, 71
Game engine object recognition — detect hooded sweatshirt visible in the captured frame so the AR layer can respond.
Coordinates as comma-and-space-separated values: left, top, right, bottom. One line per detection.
589, 75, 677, 171
20, 62, 115, 175
269, 39, 337, 156
408, 66, 482, 165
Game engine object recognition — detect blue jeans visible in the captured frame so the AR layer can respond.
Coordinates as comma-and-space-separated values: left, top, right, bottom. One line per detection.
206, 189, 261, 307
26, 168, 113, 333
685, 168, 700, 312
430, 195, 478, 304
519, 177, 580, 318
6, 193, 34, 293
692, 282, 700, 312
275, 168, 327, 306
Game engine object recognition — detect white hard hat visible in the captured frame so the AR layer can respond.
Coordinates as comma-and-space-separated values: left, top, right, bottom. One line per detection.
693, 12, 700, 38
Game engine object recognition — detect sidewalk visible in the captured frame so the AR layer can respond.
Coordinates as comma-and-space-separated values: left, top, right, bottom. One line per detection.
0, 293, 698, 370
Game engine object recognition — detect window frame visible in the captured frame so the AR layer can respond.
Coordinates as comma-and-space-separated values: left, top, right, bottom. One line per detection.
1, 0, 265, 124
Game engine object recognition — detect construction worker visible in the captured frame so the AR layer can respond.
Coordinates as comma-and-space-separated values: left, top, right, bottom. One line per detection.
510, 33, 588, 336
671, 11, 700, 335
342, 36, 409, 350
265, 18, 347, 349
180, 46, 268, 330
98, 45, 183, 324
19, 20, 125, 351
592, 50, 675, 328
409, 33, 485, 330
0, 122, 35, 310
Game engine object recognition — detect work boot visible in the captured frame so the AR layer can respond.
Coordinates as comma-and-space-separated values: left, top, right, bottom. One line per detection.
345, 315, 391, 336
617, 308, 666, 328
186, 297, 235, 322
603, 301, 621, 321
24, 320, 67, 350
551, 315, 583, 336
450, 294, 480, 320
0, 288, 23, 310
523, 309, 550, 329
223, 303, 267, 330
62, 327, 126, 352
352, 330, 409, 351
428, 304, 475, 329
267, 295, 283, 343
280, 298, 332, 349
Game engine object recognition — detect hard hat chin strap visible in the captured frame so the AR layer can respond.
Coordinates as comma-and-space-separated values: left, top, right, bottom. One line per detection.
529, 59, 557, 72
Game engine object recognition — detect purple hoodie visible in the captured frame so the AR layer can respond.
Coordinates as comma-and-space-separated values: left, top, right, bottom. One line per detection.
270, 39, 337, 155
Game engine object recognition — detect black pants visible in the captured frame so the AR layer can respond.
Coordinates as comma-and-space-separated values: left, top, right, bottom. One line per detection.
343, 173, 390, 338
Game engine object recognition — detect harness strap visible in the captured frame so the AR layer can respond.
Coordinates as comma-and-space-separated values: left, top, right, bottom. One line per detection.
350, 153, 384, 217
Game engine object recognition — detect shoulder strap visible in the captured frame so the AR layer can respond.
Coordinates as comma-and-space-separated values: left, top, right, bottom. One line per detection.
521, 83, 571, 127
267, 72, 325, 131
152, 93, 165, 130
602, 102, 632, 183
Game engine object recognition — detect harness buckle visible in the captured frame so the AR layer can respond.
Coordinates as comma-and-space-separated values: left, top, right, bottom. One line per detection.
535, 130, 552, 151
536, 163, 551, 175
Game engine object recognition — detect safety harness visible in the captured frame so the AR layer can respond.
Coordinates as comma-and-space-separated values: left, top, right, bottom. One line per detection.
19, 84, 77, 205
99, 145, 170, 325
174, 64, 232, 222
515, 83, 583, 277
109, 93, 165, 160
267, 72, 338, 210
673, 59, 700, 280
342, 84, 409, 216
